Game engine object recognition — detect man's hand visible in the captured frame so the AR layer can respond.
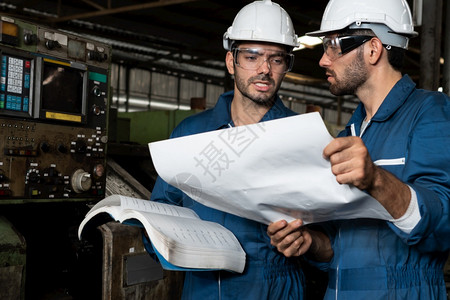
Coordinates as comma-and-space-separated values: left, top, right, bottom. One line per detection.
267, 219, 312, 257
323, 136, 410, 219
267, 219, 333, 261
323, 136, 377, 190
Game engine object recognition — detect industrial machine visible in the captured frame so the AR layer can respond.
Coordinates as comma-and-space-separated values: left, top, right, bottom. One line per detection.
0, 15, 111, 299
0, 15, 111, 203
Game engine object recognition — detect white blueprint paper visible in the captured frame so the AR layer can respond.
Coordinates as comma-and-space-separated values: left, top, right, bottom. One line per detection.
149, 112, 392, 225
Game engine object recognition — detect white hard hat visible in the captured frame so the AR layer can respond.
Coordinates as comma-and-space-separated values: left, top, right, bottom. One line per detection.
223, 0, 299, 51
307, 0, 418, 49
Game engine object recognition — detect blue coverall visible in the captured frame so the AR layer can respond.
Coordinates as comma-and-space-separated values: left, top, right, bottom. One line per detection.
315, 75, 450, 299
150, 91, 306, 300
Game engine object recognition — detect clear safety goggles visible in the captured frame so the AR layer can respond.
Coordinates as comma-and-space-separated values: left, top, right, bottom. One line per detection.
322, 35, 374, 60
232, 48, 294, 74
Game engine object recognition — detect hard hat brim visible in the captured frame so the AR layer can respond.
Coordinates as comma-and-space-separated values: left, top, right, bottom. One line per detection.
306, 25, 418, 39
306, 29, 335, 37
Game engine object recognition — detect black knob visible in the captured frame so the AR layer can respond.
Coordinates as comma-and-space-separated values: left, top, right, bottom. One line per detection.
28, 171, 40, 183
87, 51, 96, 61
0, 173, 7, 182
57, 144, 67, 153
88, 51, 107, 62
45, 40, 61, 50
24, 33, 38, 45
40, 142, 50, 153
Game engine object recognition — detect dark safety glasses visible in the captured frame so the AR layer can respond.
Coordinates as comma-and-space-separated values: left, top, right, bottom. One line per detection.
322, 35, 374, 60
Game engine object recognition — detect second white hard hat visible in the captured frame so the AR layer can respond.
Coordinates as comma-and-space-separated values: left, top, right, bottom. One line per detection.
307, 0, 418, 49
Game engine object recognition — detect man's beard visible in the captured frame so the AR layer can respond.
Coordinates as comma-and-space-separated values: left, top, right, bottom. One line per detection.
235, 73, 279, 107
328, 48, 368, 96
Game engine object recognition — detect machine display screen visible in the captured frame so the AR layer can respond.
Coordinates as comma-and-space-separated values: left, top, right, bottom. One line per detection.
41, 60, 84, 115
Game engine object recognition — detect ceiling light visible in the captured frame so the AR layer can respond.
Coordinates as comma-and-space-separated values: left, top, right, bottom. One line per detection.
294, 36, 323, 51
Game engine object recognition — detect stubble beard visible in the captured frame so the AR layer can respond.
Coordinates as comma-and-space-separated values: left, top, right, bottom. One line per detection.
235, 73, 280, 107
328, 48, 368, 96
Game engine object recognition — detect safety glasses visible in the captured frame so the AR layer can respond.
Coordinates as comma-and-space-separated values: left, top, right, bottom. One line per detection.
322, 35, 374, 60
232, 48, 294, 74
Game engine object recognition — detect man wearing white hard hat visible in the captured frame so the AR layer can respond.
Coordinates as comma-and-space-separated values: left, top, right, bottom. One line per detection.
150, 1, 307, 299
268, 0, 450, 299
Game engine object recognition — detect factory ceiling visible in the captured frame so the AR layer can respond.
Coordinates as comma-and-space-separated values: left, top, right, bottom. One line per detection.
0, 0, 434, 99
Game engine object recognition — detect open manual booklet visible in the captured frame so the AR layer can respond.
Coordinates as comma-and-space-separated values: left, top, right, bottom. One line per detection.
78, 194, 246, 273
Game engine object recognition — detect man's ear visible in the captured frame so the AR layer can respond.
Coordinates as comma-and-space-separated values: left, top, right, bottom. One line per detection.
367, 37, 383, 65
226, 51, 235, 75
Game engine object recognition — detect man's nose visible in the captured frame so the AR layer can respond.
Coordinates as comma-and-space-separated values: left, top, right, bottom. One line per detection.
319, 52, 331, 68
257, 58, 271, 74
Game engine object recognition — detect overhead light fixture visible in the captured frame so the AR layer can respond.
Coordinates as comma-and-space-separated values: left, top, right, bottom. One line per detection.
294, 35, 323, 51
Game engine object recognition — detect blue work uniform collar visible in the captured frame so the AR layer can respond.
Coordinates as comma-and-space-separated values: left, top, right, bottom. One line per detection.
346, 74, 416, 133
206, 90, 289, 130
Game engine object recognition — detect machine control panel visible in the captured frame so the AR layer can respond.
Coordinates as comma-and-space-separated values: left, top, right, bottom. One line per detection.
0, 15, 111, 203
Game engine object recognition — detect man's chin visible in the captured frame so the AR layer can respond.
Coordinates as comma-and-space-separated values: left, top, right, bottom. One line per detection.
329, 85, 345, 97
251, 97, 275, 107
